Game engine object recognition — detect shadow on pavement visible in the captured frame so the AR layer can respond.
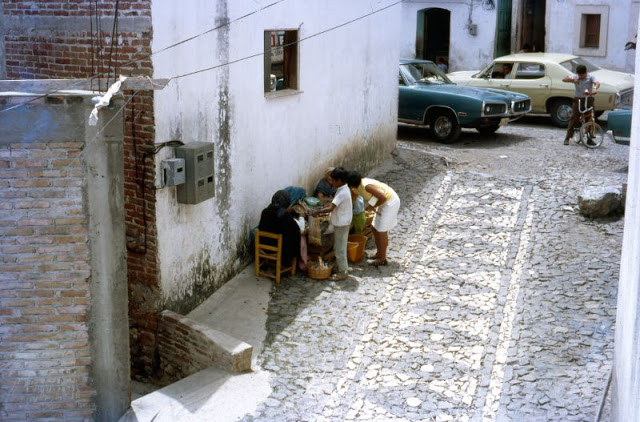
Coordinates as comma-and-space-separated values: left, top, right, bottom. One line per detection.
397, 124, 531, 149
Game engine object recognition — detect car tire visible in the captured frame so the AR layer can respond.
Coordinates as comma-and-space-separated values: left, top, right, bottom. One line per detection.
429, 110, 461, 143
476, 125, 500, 135
550, 99, 573, 128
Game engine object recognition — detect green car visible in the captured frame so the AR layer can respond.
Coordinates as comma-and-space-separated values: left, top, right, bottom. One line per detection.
607, 109, 632, 145
399, 59, 532, 143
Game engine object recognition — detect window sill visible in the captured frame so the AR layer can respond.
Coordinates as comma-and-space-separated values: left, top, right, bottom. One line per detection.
573, 46, 607, 58
264, 89, 303, 99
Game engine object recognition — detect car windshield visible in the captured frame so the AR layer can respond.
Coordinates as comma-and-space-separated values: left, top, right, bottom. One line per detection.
400, 62, 453, 85
559, 57, 601, 73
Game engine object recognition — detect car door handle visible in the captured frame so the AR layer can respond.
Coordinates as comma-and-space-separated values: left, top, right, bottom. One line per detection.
539, 83, 550, 87
500, 84, 510, 87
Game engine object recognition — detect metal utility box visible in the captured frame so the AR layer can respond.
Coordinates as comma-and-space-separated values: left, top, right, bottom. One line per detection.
175, 142, 215, 204
162, 158, 186, 187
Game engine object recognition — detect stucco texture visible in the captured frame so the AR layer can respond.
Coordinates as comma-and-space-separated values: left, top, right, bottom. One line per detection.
151, 0, 400, 312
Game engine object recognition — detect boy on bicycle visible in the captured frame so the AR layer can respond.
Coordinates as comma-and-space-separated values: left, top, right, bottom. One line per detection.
563, 64, 600, 145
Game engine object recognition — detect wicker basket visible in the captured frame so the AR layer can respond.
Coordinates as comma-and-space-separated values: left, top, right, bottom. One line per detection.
308, 264, 332, 280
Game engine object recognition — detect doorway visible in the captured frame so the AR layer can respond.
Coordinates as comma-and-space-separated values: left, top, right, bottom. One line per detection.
517, 0, 546, 52
416, 8, 450, 67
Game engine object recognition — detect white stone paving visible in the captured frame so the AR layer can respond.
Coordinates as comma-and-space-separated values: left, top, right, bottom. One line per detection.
241, 121, 626, 422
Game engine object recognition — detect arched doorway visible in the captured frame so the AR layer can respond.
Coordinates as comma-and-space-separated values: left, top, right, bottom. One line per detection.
416, 8, 450, 67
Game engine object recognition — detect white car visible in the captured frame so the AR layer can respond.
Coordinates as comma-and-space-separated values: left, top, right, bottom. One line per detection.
448, 53, 634, 127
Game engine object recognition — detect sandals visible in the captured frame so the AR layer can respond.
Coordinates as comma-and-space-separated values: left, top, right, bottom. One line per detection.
330, 272, 348, 281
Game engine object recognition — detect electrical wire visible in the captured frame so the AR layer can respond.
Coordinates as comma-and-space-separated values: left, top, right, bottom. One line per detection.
0, 0, 288, 114
169, 0, 403, 82
113, 0, 286, 76
107, 0, 121, 87
1, 0, 402, 113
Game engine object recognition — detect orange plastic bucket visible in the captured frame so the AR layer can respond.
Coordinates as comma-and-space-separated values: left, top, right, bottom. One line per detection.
348, 235, 367, 262
347, 242, 360, 262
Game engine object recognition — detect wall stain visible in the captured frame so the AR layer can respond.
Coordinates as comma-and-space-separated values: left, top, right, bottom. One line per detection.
215, 0, 233, 254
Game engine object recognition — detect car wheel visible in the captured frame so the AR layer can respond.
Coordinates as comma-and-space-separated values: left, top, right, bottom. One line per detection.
476, 125, 500, 135
550, 99, 573, 128
429, 110, 461, 143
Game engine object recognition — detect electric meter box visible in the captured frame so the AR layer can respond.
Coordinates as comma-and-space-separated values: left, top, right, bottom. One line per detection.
175, 142, 215, 204
162, 158, 186, 186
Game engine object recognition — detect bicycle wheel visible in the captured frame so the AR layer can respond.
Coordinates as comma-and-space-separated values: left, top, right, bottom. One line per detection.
579, 120, 605, 148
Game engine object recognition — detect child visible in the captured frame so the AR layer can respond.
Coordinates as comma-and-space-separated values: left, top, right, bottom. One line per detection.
312, 167, 353, 281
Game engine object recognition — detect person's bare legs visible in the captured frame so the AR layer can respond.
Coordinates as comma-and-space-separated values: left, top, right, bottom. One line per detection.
371, 227, 389, 265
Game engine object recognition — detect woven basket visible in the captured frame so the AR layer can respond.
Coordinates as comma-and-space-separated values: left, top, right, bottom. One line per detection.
308, 264, 332, 280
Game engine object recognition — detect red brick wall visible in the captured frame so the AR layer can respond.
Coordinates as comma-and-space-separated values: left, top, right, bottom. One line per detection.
0, 141, 95, 421
2, 0, 160, 381
156, 311, 252, 386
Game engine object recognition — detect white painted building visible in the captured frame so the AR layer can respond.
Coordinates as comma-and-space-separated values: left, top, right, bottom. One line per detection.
149, 1, 400, 306
401, 0, 638, 73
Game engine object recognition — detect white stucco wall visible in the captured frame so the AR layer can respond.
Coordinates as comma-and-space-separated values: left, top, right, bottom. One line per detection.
612, 28, 640, 421
546, 0, 637, 72
150, 0, 400, 304
400, 0, 496, 72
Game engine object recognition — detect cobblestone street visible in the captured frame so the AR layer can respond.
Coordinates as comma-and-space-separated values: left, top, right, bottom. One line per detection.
241, 118, 628, 422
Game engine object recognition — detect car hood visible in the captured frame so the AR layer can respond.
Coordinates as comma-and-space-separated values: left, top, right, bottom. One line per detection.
411, 83, 528, 101
446, 71, 479, 84
591, 69, 634, 92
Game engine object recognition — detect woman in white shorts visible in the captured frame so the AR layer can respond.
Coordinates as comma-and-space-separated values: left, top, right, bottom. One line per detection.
347, 171, 400, 266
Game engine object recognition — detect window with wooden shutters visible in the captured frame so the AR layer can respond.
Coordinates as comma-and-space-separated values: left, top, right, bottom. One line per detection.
582, 14, 601, 48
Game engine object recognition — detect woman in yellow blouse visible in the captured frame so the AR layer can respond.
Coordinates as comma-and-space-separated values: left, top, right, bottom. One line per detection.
347, 171, 400, 266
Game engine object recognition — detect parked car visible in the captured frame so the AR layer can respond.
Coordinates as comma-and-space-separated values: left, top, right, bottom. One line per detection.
447, 53, 634, 128
399, 59, 532, 143
607, 109, 632, 145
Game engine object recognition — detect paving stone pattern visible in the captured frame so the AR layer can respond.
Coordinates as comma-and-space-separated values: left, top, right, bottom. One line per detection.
242, 122, 626, 422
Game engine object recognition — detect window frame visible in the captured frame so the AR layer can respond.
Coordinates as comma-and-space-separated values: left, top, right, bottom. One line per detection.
264, 29, 299, 96
573, 5, 608, 57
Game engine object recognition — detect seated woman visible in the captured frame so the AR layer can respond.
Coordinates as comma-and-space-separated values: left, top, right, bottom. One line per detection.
313, 167, 337, 200
258, 190, 302, 268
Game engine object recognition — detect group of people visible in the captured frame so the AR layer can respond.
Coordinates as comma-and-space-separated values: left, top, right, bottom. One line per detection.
258, 167, 400, 282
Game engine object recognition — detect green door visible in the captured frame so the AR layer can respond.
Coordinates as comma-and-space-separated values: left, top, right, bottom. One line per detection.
495, 0, 512, 57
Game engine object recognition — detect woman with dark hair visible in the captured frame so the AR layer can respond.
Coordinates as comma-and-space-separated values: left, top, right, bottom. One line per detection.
258, 190, 301, 265
347, 171, 400, 266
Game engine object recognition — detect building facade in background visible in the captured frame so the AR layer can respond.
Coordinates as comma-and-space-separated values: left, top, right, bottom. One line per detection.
401, 0, 638, 73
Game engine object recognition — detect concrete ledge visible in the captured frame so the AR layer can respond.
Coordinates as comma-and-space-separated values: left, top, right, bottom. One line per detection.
157, 310, 252, 385
119, 366, 270, 422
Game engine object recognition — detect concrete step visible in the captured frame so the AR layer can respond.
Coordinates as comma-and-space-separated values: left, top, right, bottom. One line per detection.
119, 366, 270, 422
120, 266, 275, 422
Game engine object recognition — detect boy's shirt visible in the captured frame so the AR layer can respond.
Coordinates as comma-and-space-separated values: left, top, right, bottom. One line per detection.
569, 74, 598, 98
331, 184, 353, 227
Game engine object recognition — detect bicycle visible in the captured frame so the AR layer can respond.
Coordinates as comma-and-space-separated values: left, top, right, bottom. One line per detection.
574, 91, 605, 148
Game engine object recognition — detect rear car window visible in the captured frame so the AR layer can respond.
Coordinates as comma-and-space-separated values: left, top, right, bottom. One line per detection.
559, 57, 600, 73
515, 63, 545, 79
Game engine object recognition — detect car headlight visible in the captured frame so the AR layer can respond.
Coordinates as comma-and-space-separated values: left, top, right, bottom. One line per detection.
483, 103, 506, 116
